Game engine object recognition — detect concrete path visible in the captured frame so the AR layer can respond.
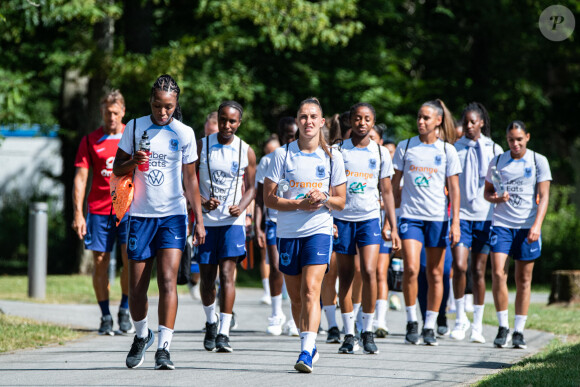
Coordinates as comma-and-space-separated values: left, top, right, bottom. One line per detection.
0, 289, 554, 386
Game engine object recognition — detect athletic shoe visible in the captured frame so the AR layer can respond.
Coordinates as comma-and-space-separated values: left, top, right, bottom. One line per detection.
512, 331, 527, 349
326, 326, 341, 343
118, 308, 134, 334
266, 313, 286, 336
375, 326, 389, 338
260, 293, 272, 305
422, 328, 438, 346
283, 319, 300, 337
338, 334, 359, 354
204, 322, 218, 351
126, 328, 154, 368
154, 348, 175, 370
470, 329, 486, 344
404, 321, 420, 345
494, 327, 511, 348
318, 325, 326, 334
216, 334, 233, 352
98, 314, 114, 336
230, 312, 238, 330
389, 293, 402, 311
450, 319, 470, 341
187, 281, 201, 300
312, 346, 319, 364
294, 351, 313, 373
361, 331, 379, 354
436, 325, 450, 337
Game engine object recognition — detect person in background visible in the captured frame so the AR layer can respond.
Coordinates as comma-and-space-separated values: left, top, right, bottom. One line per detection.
204, 111, 218, 137
72, 90, 133, 336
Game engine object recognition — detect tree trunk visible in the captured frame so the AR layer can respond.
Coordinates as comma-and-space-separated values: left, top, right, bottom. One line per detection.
549, 270, 580, 305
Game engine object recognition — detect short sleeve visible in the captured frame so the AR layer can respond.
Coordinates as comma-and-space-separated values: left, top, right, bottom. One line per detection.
74, 135, 90, 169
494, 143, 503, 156
182, 128, 198, 164
445, 144, 462, 176
265, 146, 286, 185
255, 157, 267, 187
118, 119, 135, 155
379, 146, 394, 179
536, 153, 552, 183
330, 149, 347, 187
392, 139, 408, 171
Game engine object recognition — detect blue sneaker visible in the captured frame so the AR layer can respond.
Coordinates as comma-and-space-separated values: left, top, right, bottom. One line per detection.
294, 351, 313, 373
312, 347, 319, 364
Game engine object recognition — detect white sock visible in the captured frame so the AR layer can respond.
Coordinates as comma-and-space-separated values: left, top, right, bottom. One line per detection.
341, 312, 355, 336
424, 310, 438, 330
406, 304, 417, 322
497, 310, 509, 328
203, 302, 218, 323
262, 278, 270, 295
134, 317, 148, 338
362, 312, 374, 332
271, 295, 283, 318
322, 304, 338, 329
472, 305, 485, 332
158, 325, 173, 350
455, 297, 466, 322
353, 303, 363, 332
514, 315, 528, 333
219, 313, 232, 336
374, 299, 388, 327
300, 331, 317, 354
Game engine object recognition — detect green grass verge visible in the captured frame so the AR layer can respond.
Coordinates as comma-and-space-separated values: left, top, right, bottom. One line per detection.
0, 314, 85, 353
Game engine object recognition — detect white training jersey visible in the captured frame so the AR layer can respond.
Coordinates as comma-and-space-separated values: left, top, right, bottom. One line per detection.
392, 136, 462, 221
199, 133, 249, 226
485, 149, 551, 229
455, 135, 503, 221
332, 139, 394, 222
265, 141, 347, 238
255, 152, 278, 223
118, 116, 197, 217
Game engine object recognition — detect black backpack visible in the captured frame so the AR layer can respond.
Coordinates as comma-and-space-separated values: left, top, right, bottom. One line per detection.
176, 242, 192, 285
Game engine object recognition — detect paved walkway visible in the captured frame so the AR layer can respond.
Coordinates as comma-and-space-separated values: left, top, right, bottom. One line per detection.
0, 289, 553, 386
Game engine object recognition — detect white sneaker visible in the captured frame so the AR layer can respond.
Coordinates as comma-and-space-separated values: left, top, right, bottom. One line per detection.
450, 319, 470, 341
266, 313, 286, 336
470, 329, 486, 344
283, 319, 300, 337
260, 293, 272, 305
465, 294, 474, 313
187, 281, 201, 300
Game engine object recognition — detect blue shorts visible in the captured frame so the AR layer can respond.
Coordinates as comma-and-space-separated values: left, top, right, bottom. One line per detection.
333, 218, 382, 255
379, 239, 393, 255
399, 218, 449, 248
127, 215, 187, 261
490, 227, 541, 261
85, 213, 129, 253
457, 220, 492, 254
190, 246, 200, 273
198, 225, 246, 265
277, 234, 332, 276
265, 221, 277, 246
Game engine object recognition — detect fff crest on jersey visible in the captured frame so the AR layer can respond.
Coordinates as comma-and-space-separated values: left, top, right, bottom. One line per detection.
169, 139, 179, 152
231, 161, 239, 175
316, 165, 325, 178
369, 158, 377, 170
524, 167, 532, 178
434, 155, 442, 166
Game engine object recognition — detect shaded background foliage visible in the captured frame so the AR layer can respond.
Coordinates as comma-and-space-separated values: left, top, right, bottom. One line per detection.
0, 0, 578, 281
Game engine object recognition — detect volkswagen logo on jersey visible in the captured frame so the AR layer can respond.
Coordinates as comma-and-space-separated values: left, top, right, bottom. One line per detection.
169, 139, 179, 152
369, 158, 377, 170
524, 167, 532, 178
434, 155, 442, 166
316, 165, 325, 178
231, 161, 239, 176
280, 252, 291, 266
148, 169, 165, 186
212, 170, 227, 185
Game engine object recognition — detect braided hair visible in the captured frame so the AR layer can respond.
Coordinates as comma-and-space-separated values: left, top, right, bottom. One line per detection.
462, 102, 491, 137
150, 74, 182, 121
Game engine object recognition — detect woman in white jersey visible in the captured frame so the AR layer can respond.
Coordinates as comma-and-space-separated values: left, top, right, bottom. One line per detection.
333, 103, 400, 355
197, 100, 257, 353
255, 117, 297, 335
484, 120, 551, 349
450, 102, 503, 343
391, 99, 462, 346
264, 97, 346, 373
113, 74, 205, 370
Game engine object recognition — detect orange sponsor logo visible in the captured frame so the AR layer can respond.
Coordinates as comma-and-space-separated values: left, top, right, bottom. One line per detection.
345, 170, 374, 180
409, 164, 438, 174
289, 180, 324, 189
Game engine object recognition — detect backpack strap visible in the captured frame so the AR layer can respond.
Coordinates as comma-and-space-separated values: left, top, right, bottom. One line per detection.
534, 151, 539, 205
401, 137, 411, 171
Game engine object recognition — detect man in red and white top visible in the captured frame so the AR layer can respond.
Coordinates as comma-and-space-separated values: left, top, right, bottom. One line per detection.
72, 90, 133, 335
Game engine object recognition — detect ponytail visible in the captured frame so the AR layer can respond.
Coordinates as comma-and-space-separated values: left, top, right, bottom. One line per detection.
421, 99, 455, 143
